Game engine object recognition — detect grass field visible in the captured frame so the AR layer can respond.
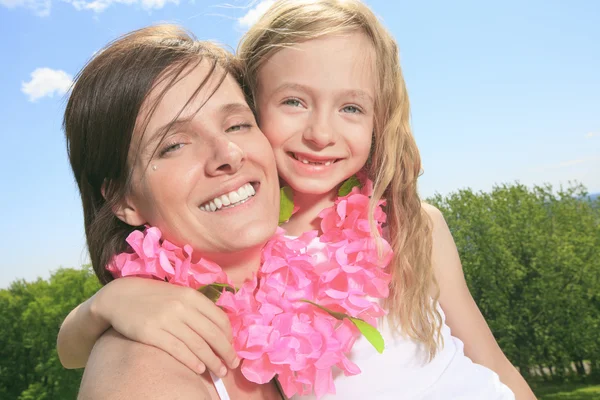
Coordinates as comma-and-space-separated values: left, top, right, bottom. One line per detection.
532, 383, 600, 400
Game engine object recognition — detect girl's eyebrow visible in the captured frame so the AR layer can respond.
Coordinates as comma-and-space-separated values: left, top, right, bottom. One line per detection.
341, 89, 374, 106
272, 82, 374, 105
272, 82, 312, 96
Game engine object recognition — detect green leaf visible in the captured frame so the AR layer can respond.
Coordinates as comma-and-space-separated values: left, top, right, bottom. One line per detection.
300, 299, 347, 320
205, 283, 236, 291
338, 175, 362, 197
349, 317, 385, 354
198, 283, 236, 302
279, 186, 294, 224
300, 299, 385, 354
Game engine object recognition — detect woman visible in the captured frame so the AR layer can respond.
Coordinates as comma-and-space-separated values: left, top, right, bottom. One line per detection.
65, 25, 282, 399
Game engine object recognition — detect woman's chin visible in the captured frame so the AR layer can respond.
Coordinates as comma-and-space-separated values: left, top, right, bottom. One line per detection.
204, 219, 279, 257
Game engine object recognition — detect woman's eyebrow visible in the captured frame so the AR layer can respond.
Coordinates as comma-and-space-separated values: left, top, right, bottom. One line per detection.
218, 102, 253, 116
138, 119, 192, 159
147, 119, 191, 146
146, 103, 250, 143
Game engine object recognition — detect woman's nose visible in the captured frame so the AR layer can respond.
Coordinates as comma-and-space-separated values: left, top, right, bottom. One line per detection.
205, 136, 245, 176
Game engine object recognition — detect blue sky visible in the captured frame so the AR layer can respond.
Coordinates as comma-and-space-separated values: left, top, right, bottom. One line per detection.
0, 0, 598, 287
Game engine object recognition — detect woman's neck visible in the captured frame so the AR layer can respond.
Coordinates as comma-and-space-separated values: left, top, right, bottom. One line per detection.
204, 246, 263, 287
281, 189, 338, 236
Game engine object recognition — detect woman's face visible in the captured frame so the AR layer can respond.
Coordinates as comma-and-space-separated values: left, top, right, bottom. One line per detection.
119, 60, 280, 260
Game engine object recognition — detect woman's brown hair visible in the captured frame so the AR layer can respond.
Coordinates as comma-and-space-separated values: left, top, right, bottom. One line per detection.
64, 25, 239, 284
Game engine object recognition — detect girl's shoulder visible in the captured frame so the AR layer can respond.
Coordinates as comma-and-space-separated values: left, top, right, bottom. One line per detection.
421, 202, 445, 223
421, 202, 451, 243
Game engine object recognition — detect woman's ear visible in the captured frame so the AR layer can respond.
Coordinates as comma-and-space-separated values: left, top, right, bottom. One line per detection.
102, 180, 146, 226
112, 197, 146, 226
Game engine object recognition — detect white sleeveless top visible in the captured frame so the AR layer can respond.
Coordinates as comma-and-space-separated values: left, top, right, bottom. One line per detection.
291, 236, 515, 400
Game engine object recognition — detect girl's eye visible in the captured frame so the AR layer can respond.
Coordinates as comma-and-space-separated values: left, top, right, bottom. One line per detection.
226, 123, 252, 133
159, 142, 184, 156
282, 98, 302, 107
342, 105, 362, 114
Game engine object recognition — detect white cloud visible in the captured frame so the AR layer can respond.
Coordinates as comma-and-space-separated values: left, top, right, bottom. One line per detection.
21, 68, 73, 102
585, 132, 599, 139
1, 0, 177, 15
0, 0, 51, 16
531, 156, 599, 173
64, 0, 178, 13
238, 0, 275, 28
557, 158, 587, 168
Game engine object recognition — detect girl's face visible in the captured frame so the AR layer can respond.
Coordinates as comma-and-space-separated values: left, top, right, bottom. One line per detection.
256, 31, 376, 196
119, 61, 280, 260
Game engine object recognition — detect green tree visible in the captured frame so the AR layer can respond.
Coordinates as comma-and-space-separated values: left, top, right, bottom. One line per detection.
0, 266, 101, 399
429, 183, 599, 380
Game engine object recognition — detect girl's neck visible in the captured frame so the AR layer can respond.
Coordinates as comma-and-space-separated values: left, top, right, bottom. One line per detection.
282, 188, 338, 236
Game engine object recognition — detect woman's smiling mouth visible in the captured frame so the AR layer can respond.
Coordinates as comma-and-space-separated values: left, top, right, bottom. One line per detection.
200, 182, 258, 212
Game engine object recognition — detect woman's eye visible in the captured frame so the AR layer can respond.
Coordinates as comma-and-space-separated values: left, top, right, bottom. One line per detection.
282, 98, 302, 107
342, 105, 362, 114
160, 142, 184, 156
226, 123, 252, 133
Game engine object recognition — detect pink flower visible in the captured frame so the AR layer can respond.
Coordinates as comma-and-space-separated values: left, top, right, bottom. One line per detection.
260, 230, 320, 304
226, 297, 361, 399
107, 227, 227, 288
315, 178, 393, 325
107, 177, 391, 399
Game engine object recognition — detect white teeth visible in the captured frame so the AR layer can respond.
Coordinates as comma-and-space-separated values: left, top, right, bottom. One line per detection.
201, 182, 256, 212
220, 195, 231, 206
295, 154, 335, 166
229, 191, 241, 203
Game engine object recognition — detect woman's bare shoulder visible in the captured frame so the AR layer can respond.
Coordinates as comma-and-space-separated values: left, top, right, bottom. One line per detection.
78, 328, 211, 400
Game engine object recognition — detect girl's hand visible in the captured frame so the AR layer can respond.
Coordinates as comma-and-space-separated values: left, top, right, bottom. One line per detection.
94, 277, 239, 377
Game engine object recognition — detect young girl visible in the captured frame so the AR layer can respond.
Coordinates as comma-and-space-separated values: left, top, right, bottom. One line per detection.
58, 1, 536, 398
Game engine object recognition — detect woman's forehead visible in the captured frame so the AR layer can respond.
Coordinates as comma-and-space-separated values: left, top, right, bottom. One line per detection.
137, 63, 245, 138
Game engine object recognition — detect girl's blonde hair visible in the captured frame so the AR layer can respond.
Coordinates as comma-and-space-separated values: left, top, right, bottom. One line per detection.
238, 0, 442, 358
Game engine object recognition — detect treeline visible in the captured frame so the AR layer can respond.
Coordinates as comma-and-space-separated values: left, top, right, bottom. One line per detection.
429, 183, 599, 381
0, 183, 598, 398
0, 267, 100, 399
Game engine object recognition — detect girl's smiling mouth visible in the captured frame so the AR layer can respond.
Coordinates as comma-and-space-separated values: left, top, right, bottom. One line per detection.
289, 152, 341, 166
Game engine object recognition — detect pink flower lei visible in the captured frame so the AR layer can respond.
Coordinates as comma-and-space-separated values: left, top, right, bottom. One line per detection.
108, 176, 393, 399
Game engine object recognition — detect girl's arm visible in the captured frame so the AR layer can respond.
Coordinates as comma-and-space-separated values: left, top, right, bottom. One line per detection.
57, 277, 239, 377
423, 204, 537, 400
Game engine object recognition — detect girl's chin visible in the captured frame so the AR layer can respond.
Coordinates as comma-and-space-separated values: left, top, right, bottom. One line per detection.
286, 179, 341, 196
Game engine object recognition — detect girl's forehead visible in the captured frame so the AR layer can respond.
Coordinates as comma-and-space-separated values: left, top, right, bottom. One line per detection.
256, 32, 376, 96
